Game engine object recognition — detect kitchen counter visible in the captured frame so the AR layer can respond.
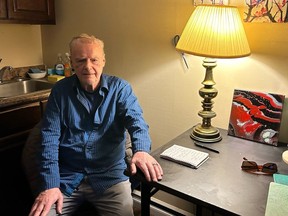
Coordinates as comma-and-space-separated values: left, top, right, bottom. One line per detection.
0, 78, 53, 109
0, 77, 54, 151
0, 65, 53, 109
0, 89, 51, 109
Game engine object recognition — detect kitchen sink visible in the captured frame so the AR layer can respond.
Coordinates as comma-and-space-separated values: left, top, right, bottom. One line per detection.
0, 79, 54, 98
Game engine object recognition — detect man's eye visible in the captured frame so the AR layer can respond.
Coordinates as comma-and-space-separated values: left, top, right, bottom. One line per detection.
91, 59, 98, 63
76, 59, 85, 63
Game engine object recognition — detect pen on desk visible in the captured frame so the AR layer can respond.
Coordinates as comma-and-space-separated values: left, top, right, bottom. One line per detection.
194, 141, 220, 154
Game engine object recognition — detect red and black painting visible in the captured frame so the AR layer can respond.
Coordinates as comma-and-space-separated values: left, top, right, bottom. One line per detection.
228, 89, 285, 146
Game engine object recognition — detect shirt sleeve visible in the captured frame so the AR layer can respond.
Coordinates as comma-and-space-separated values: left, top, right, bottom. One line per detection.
38, 87, 62, 191
117, 81, 151, 153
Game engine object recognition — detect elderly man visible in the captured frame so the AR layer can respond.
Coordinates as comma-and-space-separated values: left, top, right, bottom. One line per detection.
28, 33, 163, 216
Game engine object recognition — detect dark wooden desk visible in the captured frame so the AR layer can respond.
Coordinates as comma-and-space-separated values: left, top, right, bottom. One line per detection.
135, 128, 288, 216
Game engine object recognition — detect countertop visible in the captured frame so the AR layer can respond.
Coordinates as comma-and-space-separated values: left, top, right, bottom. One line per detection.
0, 78, 53, 109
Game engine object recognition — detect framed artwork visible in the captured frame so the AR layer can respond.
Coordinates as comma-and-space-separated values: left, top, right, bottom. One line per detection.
244, 0, 288, 23
228, 89, 285, 146
193, 1, 288, 23
194, 0, 229, 5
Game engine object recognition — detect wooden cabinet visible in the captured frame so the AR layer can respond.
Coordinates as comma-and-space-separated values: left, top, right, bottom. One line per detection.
0, 135, 33, 215
0, 0, 55, 24
0, 99, 48, 215
0, 102, 41, 150
0, 99, 49, 150
0, 0, 7, 19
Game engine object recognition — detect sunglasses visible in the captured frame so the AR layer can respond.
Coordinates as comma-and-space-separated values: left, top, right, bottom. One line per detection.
241, 157, 278, 175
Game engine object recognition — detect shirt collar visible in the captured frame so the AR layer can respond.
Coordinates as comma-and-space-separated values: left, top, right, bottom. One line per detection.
72, 74, 109, 94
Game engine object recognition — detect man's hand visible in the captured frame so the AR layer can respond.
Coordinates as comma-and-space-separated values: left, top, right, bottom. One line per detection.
29, 188, 63, 216
130, 151, 163, 182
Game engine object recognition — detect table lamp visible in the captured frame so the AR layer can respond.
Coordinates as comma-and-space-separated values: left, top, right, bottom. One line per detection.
176, 5, 251, 143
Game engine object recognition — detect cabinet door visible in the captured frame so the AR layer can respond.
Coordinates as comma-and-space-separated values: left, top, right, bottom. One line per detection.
0, 0, 7, 19
0, 102, 41, 151
7, 0, 55, 24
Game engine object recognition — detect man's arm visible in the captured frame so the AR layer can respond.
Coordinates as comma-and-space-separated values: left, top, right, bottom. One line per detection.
118, 81, 163, 181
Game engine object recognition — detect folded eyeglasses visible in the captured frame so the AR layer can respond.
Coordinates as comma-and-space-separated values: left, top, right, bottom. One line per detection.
241, 157, 277, 175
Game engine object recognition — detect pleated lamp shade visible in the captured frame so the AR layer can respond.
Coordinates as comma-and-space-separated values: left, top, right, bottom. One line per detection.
176, 5, 251, 59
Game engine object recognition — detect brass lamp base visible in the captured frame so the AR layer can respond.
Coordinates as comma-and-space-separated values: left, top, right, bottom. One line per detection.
190, 57, 222, 143
190, 124, 222, 143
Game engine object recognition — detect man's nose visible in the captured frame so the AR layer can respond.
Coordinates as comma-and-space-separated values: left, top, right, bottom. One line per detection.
85, 59, 93, 70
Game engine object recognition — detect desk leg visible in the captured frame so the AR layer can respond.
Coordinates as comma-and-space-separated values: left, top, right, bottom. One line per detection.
196, 205, 202, 216
141, 182, 152, 216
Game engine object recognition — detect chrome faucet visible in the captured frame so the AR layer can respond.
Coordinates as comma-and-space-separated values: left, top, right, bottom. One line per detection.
0, 66, 13, 83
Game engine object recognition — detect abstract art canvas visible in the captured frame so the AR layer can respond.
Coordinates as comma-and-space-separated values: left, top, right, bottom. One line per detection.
228, 89, 285, 146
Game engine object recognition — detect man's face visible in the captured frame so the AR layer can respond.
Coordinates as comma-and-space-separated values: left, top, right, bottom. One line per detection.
71, 41, 106, 91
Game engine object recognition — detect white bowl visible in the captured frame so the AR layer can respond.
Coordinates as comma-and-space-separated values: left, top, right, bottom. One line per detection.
28, 71, 47, 79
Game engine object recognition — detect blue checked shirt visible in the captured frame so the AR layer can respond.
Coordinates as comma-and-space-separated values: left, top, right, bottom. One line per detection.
39, 74, 151, 196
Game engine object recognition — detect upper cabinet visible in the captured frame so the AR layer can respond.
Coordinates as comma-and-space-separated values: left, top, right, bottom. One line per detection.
0, 0, 7, 19
0, 0, 55, 24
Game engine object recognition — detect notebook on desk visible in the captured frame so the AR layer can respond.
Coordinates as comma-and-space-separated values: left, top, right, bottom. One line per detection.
160, 144, 209, 169
265, 182, 288, 216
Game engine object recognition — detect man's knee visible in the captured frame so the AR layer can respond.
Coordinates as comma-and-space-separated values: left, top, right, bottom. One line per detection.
93, 180, 134, 216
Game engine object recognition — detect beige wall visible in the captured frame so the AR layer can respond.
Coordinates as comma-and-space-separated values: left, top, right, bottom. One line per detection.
1, 0, 288, 150
0, 0, 287, 150
1, 0, 288, 212
41, 0, 288, 150
0, 24, 42, 66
